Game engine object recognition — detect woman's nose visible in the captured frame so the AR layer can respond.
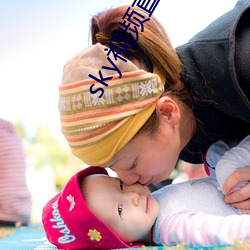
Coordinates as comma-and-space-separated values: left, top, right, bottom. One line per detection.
112, 168, 139, 185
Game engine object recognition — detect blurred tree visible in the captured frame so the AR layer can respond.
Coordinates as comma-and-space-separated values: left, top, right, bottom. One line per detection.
14, 120, 85, 191
14, 118, 26, 139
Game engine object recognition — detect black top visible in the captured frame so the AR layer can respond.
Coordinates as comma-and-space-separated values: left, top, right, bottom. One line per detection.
176, 0, 250, 164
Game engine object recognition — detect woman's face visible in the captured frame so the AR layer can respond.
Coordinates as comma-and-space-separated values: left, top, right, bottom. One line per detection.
100, 118, 182, 186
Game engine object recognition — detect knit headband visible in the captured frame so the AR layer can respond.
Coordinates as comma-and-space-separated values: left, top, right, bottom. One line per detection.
59, 43, 165, 165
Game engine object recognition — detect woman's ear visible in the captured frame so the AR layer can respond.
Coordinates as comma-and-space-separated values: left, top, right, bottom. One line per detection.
156, 96, 180, 126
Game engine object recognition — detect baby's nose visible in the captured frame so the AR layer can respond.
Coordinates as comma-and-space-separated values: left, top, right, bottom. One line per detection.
126, 191, 140, 206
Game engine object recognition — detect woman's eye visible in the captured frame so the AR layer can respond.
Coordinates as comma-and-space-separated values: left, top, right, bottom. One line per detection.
120, 180, 124, 191
118, 204, 123, 216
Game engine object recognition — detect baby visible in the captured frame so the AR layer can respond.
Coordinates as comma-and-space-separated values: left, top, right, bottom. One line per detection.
42, 135, 250, 249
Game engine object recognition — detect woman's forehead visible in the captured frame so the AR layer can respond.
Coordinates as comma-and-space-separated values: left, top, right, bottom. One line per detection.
101, 134, 148, 168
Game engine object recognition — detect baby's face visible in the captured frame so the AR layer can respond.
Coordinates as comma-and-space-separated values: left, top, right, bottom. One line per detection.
84, 174, 160, 244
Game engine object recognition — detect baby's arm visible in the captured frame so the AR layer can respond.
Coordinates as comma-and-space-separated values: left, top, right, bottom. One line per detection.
159, 210, 250, 247
215, 135, 250, 193
205, 139, 231, 178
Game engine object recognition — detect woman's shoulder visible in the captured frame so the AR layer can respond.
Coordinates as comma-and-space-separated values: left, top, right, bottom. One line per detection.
176, 0, 250, 123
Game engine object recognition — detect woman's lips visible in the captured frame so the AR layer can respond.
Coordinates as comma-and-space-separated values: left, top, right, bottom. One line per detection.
143, 177, 154, 186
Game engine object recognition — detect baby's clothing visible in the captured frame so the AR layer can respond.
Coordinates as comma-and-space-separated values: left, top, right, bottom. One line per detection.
152, 135, 250, 246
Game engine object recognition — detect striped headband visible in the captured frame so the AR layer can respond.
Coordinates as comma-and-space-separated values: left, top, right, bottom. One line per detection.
59, 43, 165, 165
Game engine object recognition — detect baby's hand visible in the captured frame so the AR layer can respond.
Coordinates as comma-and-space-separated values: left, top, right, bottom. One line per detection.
223, 166, 250, 214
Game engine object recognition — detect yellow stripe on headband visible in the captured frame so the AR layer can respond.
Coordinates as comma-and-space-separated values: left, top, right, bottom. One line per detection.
72, 103, 157, 165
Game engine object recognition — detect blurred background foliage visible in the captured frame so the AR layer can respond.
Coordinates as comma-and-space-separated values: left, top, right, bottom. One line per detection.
14, 118, 85, 192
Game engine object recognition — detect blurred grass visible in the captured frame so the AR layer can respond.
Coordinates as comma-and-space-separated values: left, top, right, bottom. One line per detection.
0, 226, 16, 239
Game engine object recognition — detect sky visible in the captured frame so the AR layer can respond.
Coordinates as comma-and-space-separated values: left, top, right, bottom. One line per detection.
0, 0, 238, 140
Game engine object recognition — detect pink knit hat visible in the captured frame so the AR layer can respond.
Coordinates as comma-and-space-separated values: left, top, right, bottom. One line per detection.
42, 166, 142, 249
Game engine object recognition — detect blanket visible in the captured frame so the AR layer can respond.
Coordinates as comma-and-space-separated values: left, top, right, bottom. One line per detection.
0, 225, 248, 250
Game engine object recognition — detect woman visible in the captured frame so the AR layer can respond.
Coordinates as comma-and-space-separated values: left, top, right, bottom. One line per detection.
59, 0, 250, 211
